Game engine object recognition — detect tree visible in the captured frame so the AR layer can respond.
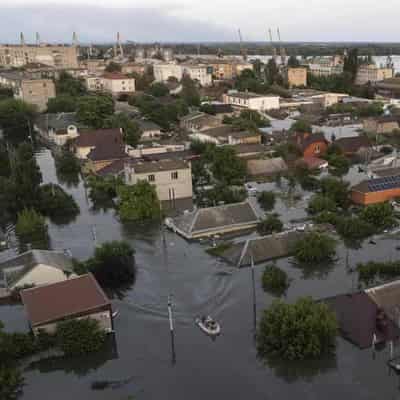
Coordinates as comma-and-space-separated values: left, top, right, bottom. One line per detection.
262, 265, 290, 296
55, 150, 81, 176
0, 366, 24, 400
47, 95, 77, 113
86, 175, 123, 208
265, 59, 280, 85
320, 177, 350, 209
15, 208, 49, 251
294, 232, 336, 264
180, 75, 200, 106
104, 112, 142, 147
85, 241, 135, 288
38, 183, 80, 223
199, 184, 246, 207
147, 82, 169, 97
56, 72, 87, 97
225, 109, 270, 132
0, 99, 37, 142
257, 214, 283, 236
209, 147, 246, 185
0, 140, 11, 178
308, 194, 337, 214
76, 94, 115, 128
0, 86, 14, 101
327, 154, 350, 177
117, 180, 161, 221
258, 191, 276, 211
56, 318, 107, 356
360, 202, 397, 232
257, 297, 337, 361
105, 61, 122, 73
343, 48, 359, 83
287, 55, 300, 68
336, 216, 374, 242
290, 119, 312, 133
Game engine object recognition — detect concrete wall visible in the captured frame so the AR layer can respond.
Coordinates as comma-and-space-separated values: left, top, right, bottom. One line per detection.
103, 77, 135, 94
287, 67, 307, 88
19, 79, 56, 111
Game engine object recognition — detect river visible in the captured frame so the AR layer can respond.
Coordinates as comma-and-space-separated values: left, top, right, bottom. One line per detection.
1, 148, 400, 399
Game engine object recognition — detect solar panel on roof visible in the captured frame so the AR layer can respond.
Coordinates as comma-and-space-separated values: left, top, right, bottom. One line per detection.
367, 174, 400, 192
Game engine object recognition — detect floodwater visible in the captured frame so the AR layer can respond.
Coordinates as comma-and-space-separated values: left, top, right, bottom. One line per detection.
2, 149, 400, 399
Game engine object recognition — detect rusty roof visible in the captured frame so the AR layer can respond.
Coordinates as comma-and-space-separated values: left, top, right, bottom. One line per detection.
20, 274, 110, 327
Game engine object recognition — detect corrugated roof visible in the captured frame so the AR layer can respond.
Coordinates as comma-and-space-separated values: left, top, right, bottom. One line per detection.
21, 273, 110, 327
247, 157, 288, 176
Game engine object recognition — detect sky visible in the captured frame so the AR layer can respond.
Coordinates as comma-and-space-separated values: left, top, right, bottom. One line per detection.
1, 0, 400, 43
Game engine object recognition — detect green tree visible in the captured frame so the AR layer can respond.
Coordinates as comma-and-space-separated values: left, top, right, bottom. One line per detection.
105, 61, 122, 73
181, 75, 200, 106
308, 194, 337, 214
336, 216, 374, 242
262, 265, 290, 296
104, 112, 142, 147
320, 177, 350, 209
56, 72, 87, 97
209, 147, 246, 185
327, 154, 350, 177
86, 175, 123, 209
343, 48, 359, 83
85, 241, 135, 289
265, 58, 280, 85
290, 119, 312, 133
257, 214, 283, 236
47, 95, 77, 113
76, 94, 115, 128
0, 99, 37, 142
258, 191, 276, 211
360, 202, 396, 232
257, 297, 337, 361
0, 366, 24, 400
15, 208, 49, 251
118, 180, 161, 221
0, 140, 11, 178
56, 318, 107, 356
147, 82, 169, 97
0, 86, 14, 101
55, 150, 81, 176
294, 232, 336, 264
38, 184, 80, 224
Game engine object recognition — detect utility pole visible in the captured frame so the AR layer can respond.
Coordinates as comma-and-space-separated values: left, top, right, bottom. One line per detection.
250, 250, 257, 342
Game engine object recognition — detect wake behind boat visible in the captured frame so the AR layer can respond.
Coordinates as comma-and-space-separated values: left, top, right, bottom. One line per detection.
195, 316, 221, 338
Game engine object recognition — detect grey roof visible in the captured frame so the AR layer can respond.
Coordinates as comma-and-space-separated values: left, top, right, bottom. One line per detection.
0, 250, 73, 288
226, 91, 277, 99
137, 120, 161, 132
129, 159, 190, 174
247, 157, 288, 176
171, 202, 259, 237
36, 113, 84, 132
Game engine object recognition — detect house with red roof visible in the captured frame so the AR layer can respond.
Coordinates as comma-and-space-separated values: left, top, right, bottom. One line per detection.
291, 131, 328, 158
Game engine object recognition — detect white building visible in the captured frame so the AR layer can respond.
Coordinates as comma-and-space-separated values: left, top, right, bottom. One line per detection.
222, 92, 280, 111
124, 159, 193, 202
85, 73, 135, 96
355, 65, 394, 85
153, 63, 212, 86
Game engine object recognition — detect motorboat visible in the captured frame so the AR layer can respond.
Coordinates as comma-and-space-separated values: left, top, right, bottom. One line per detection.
369, 239, 377, 245
195, 316, 221, 337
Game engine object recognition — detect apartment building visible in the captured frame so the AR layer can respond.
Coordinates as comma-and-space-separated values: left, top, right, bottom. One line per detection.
0, 71, 55, 111
153, 63, 212, 86
286, 67, 307, 88
356, 65, 394, 85
85, 73, 135, 96
208, 60, 253, 80
124, 159, 193, 202
308, 64, 344, 77
222, 91, 280, 111
0, 44, 79, 69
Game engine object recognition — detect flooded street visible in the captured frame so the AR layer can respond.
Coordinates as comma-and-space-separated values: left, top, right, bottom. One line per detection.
2, 149, 400, 399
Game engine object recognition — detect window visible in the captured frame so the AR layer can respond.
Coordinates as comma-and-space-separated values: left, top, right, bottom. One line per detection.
148, 174, 155, 182
315, 144, 321, 154
171, 171, 178, 180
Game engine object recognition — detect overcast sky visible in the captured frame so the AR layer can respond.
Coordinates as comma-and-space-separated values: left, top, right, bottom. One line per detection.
1, 0, 399, 43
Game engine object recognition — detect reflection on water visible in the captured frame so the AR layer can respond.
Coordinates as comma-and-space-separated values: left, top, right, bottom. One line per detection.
1, 148, 400, 399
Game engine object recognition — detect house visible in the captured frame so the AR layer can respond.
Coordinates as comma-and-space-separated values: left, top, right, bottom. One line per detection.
165, 201, 259, 240
366, 280, 400, 323
124, 159, 193, 202
223, 91, 280, 111
363, 117, 400, 135
285, 67, 307, 88
247, 157, 288, 178
35, 112, 84, 146
355, 64, 394, 85
333, 136, 371, 157
296, 156, 328, 170
126, 141, 187, 159
137, 120, 162, 141
189, 125, 261, 145
180, 112, 222, 132
291, 131, 328, 158
20, 273, 113, 335
375, 78, 400, 99
0, 71, 55, 111
324, 291, 399, 349
72, 128, 126, 172
0, 250, 75, 297
351, 174, 400, 205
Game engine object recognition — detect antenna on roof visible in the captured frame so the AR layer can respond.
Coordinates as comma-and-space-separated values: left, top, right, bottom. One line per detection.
20, 32, 25, 46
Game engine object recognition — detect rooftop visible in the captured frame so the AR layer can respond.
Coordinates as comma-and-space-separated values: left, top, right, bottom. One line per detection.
334, 136, 371, 153
129, 159, 190, 174
226, 91, 278, 100
352, 174, 400, 194
103, 72, 131, 80
21, 273, 110, 327
36, 112, 83, 132
247, 157, 288, 176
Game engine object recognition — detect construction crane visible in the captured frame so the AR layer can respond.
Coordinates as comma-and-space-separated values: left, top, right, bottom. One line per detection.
277, 27, 287, 66
268, 28, 277, 63
238, 29, 247, 61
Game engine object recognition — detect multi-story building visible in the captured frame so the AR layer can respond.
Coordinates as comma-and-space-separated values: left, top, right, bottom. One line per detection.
285, 67, 307, 88
153, 63, 212, 86
124, 159, 193, 202
222, 91, 280, 111
85, 73, 135, 96
0, 44, 79, 69
308, 64, 344, 77
208, 60, 253, 80
0, 71, 55, 111
355, 64, 394, 85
